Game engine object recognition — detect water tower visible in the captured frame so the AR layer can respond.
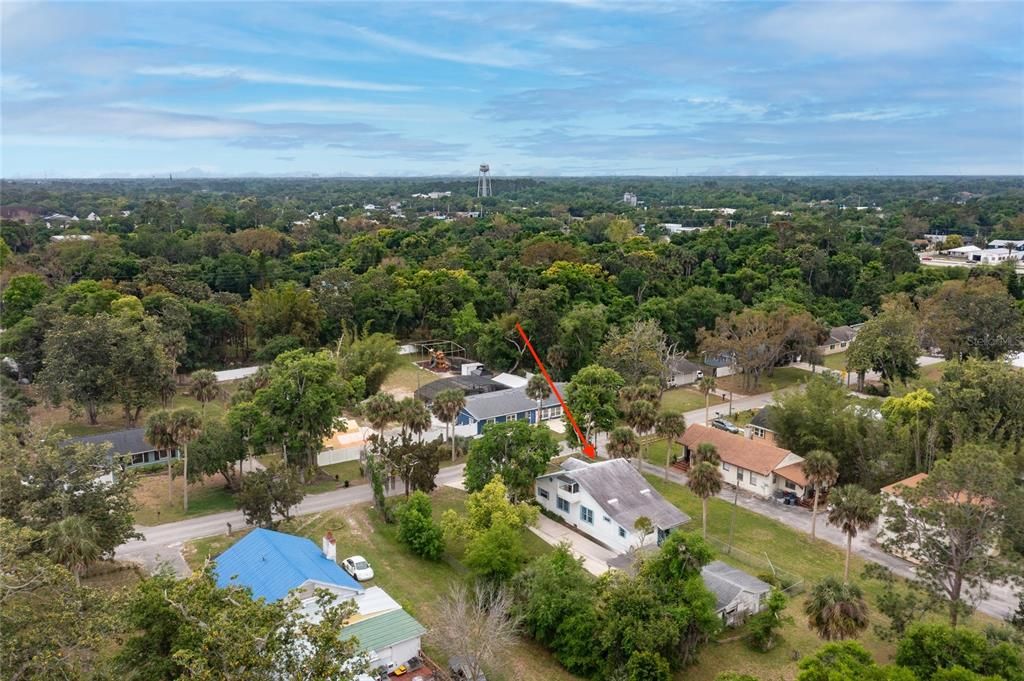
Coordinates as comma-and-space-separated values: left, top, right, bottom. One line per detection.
477, 163, 492, 198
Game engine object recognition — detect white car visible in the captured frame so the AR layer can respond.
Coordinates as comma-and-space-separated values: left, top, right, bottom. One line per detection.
342, 555, 374, 581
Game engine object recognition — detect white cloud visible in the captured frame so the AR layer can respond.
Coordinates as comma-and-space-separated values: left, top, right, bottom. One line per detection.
135, 64, 420, 92
754, 2, 1005, 57
0, 74, 55, 101
230, 100, 456, 119
824, 108, 937, 122
336, 22, 535, 68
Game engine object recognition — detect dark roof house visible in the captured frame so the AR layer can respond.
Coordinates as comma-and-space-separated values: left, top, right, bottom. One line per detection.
63, 428, 174, 468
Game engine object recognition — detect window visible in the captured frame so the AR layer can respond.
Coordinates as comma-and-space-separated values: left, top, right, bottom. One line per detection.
829, 343, 836, 350
785, 480, 797, 490
736, 470, 744, 482
131, 453, 146, 465
603, 515, 611, 523
538, 488, 549, 499
618, 527, 626, 538
752, 426, 765, 439
841, 341, 848, 348
722, 463, 730, 471
749, 472, 758, 485
556, 497, 570, 513
580, 506, 594, 524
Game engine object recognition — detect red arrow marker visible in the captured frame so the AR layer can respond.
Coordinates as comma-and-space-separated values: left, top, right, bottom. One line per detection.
515, 323, 596, 458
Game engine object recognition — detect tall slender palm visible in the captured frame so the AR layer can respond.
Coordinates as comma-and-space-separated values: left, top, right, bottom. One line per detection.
655, 411, 686, 479
803, 450, 839, 540
145, 409, 177, 500
688, 461, 723, 538
171, 407, 203, 512
45, 516, 101, 586
827, 485, 880, 582
804, 577, 870, 641
157, 373, 177, 408
189, 369, 222, 419
697, 375, 717, 425
431, 389, 466, 462
607, 427, 639, 462
525, 374, 551, 423
624, 399, 657, 469
397, 397, 431, 442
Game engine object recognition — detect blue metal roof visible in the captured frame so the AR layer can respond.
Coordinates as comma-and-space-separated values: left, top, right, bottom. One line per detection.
215, 528, 362, 602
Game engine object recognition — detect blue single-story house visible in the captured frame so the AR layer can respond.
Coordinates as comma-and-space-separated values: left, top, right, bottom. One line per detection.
63, 428, 178, 469
214, 528, 427, 674
455, 383, 566, 435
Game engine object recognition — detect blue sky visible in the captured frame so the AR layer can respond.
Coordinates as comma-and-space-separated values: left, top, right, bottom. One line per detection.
2, 1, 1022, 177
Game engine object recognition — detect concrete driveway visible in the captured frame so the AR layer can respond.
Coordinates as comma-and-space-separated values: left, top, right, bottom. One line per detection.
529, 514, 616, 576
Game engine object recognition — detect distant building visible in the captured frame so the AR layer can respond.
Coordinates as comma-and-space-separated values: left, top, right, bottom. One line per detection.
819, 324, 861, 355
971, 248, 1021, 265
745, 406, 779, 446
623, 192, 638, 207
455, 384, 565, 436
64, 428, 177, 469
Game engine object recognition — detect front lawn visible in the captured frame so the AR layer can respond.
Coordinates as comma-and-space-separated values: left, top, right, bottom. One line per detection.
183, 487, 577, 681
661, 387, 724, 413
644, 475, 996, 681
132, 471, 238, 525
715, 367, 811, 395
381, 362, 441, 395
820, 351, 849, 371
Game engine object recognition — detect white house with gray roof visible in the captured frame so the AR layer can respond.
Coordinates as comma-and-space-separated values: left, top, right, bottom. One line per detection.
454, 384, 565, 436
535, 457, 690, 554
701, 560, 772, 626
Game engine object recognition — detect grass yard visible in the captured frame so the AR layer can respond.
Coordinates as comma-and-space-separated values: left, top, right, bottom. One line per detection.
183, 487, 577, 681
715, 367, 812, 396
132, 471, 238, 525
382, 362, 440, 396
916, 360, 949, 384
661, 387, 724, 413
644, 475, 995, 681
820, 351, 849, 371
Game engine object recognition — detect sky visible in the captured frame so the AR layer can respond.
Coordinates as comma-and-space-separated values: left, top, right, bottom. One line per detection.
2, 1, 1022, 177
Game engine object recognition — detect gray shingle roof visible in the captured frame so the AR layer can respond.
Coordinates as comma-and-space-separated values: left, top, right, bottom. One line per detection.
63, 428, 153, 457
828, 325, 859, 344
462, 384, 565, 421
748, 406, 775, 430
701, 560, 771, 611
667, 356, 702, 375
541, 457, 690, 531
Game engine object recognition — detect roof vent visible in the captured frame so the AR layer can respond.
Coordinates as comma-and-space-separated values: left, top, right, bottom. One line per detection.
608, 498, 618, 505
640, 489, 651, 495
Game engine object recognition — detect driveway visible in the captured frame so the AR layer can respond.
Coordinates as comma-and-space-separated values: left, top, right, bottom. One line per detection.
529, 514, 616, 576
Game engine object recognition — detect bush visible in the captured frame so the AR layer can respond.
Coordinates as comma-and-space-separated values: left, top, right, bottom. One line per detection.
396, 491, 444, 560
253, 335, 301, 363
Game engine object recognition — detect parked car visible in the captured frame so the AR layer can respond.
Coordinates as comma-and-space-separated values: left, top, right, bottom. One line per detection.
710, 418, 742, 434
449, 656, 487, 681
922, 256, 933, 261
341, 555, 374, 581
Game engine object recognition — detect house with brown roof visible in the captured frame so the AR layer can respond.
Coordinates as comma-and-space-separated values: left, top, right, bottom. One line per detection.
677, 424, 807, 500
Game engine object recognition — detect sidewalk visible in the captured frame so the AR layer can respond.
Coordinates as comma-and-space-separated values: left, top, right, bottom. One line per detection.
529, 514, 616, 576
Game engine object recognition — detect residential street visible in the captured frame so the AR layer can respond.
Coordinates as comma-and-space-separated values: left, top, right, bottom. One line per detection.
115, 463, 467, 576
637, 461, 1017, 621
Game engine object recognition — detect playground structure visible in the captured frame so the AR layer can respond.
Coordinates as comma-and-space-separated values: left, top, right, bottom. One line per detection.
408, 340, 471, 374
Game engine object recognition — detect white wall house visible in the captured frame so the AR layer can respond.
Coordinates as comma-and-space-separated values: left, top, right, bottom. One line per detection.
678, 424, 808, 501
666, 355, 704, 387
535, 458, 690, 555
701, 560, 772, 626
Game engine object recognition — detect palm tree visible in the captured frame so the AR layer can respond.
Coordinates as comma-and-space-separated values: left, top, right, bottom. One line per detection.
363, 392, 397, 439
688, 461, 723, 538
697, 375, 717, 425
157, 373, 177, 408
397, 397, 431, 442
804, 577, 870, 641
431, 389, 466, 462
171, 407, 203, 512
827, 485, 880, 582
189, 369, 222, 419
624, 399, 657, 468
45, 516, 101, 586
655, 411, 686, 479
607, 427, 640, 462
145, 409, 177, 500
695, 442, 720, 466
803, 450, 839, 540
525, 374, 551, 423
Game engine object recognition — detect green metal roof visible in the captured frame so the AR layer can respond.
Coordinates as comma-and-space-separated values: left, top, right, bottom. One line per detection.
342, 609, 426, 652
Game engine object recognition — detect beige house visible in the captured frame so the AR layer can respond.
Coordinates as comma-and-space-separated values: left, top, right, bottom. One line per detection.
819, 324, 861, 355
678, 424, 807, 501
